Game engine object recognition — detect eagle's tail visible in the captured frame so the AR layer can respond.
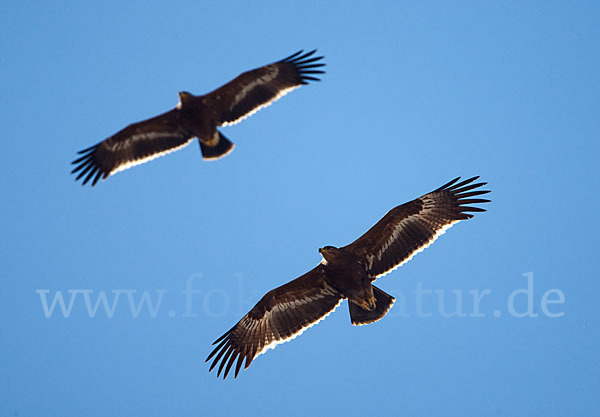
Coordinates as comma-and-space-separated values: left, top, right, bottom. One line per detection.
199, 131, 235, 160
349, 285, 395, 326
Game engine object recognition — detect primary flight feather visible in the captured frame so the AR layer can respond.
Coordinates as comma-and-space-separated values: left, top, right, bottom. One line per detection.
71, 50, 325, 186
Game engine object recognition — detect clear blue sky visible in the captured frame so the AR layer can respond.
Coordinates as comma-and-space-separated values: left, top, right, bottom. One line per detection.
2, 1, 599, 416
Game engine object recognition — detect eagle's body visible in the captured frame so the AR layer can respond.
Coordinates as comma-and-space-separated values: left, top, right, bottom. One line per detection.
71, 50, 325, 186
176, 93, 216, 138
319, 247, 376, 311
207, 177, 491, 379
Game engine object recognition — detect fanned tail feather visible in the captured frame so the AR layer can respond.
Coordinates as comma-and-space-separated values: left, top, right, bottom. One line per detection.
200, 131, 235, 160
349, 286, 395, 326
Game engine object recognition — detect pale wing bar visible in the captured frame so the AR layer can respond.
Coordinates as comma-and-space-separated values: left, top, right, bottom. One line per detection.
206, 280, 341, 380
349, 177, 490, 279
216, 50, 325, 127
71, 111, 191, 186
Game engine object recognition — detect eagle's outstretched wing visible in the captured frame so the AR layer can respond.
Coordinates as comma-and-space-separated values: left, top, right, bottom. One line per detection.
71, 110, 192, 186
206, 266, 342, 380
204, 49, 325, 127
344, 177, 491, 279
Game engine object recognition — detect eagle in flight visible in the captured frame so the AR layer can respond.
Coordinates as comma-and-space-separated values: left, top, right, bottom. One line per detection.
71, 50, 325, 186
206, 176, 491, 379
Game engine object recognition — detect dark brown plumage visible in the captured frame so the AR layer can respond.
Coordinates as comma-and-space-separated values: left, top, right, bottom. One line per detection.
206, 177, 491, 379
71, 50, 325, 186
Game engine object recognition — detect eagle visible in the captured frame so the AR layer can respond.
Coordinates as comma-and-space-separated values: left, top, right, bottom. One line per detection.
71, 50, 325, 186
206, 176, 491, 379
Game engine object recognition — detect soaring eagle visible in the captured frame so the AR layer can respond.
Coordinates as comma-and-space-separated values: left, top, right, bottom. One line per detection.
206, 176, 490, 379
71, 50, 325, 186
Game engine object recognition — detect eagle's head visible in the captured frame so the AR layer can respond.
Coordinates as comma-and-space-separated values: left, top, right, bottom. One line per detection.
177, 91, 195, 109
319, 246, 340, 264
